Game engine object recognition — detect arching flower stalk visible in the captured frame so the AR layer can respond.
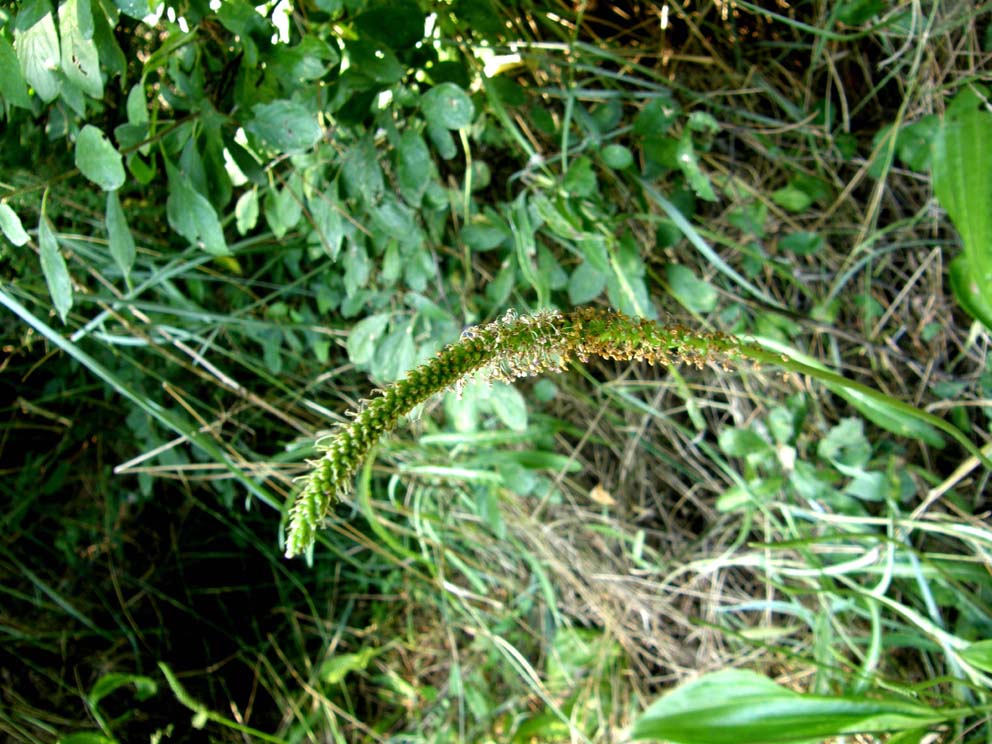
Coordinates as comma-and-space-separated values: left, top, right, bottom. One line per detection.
284, 307, 750, 558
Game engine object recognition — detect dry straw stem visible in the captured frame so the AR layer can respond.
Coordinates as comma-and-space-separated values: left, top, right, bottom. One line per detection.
285, 307, 988, 558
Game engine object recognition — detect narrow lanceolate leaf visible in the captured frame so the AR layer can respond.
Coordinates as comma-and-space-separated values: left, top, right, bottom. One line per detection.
0, 203, 30, 246
38, 217, 73, 323
629, 669, 953, 744
76, 125, 126, 191
105, 190, 136, 280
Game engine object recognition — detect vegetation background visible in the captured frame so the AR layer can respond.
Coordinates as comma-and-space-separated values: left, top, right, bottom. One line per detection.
1, 0, 991, 742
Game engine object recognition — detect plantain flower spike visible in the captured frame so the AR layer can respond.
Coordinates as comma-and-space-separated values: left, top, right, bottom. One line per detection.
284, 307, 745, 558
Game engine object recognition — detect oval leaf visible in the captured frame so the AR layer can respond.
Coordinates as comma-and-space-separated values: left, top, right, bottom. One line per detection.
246, 100, 322, 154
76, 125, 125, 191
422, 82, 474, 130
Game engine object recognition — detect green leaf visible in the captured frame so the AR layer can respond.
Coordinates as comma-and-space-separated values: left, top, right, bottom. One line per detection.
771, 182, 814, 212
837, 0, 884, 25
344, 39, 403, 84
105, 190, 136, 281
932, 86, 992, 326
165, 161, 229, 255
59, 0, 103, 98
235, 188, 259, 235
422, 82, 475, 130
56, 733, 116, 744
676, 129, 717, 202
601, 143, 634, 170
568, 260, 606, 304
75, 125, 125, 191
320, 648, 378, 685
563, 155, 597, 198
779, 231, 823, 255
14, 7, 61, 103
396, 129, 433, 206
347, 314, 390, 367
113, 0, 149, 20
0, 35, 32, 108
630, 669, 951, 744
633, 95, 680, 137
87, 672, 158, 708
246, 100, 322, 154
373, 320, 416, 381
948, 254, 992, 330
718, 428, 770, 457
960, 639, 992, 673
0, 203, 30, 246
665, 263, 717, 313
38, 216, 73, 323
488, 382, 527, 431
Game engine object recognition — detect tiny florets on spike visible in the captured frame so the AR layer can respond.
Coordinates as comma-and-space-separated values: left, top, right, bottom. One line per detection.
284, 307, 745, 558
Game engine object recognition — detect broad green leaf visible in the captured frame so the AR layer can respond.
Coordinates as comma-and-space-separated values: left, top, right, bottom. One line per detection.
347, 313, 390, 367
665, 263, 717, 313
771, 182, 813, 212
307, 188, 344, 260
568, 260, 606, 304
105, 190, 136, 280
14, 8, 61, 103
126, 83, 148, 125
344, 39, 403, 84
422, 82, 474, 130
488, 382, 527, 431
460, 218, 509, 252
0, 35, 32, 108
263, 179, 303, 239
38, 216, 73, 323
75, 125, 125, 191
165, 162, 229, 255
0, 203, 30, 246
630, 669, 951, 743
373, 321, 416, 381
933, 86, 992, 327
342, 137, 384, 203
59, 0, 102, 98
245, 100, 322, 154
633, 95, 680, 136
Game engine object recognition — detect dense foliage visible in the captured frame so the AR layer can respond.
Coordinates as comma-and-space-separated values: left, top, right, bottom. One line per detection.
2, 1, 991, 742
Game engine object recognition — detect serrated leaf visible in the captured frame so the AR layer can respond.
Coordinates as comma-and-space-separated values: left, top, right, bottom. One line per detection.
246, 100, 322, 154
0, 203, 30, 246
347, 313, 390, 367
75, 125, 125, 191
422, 82, 474, 130
165, 161, 229, 255
14, 9, 61, 103
38, 216, 73, 323
59, 0, 102, 98
105, 190, 135, 280
0, 35, 32, 108
630, 669, 950, 744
